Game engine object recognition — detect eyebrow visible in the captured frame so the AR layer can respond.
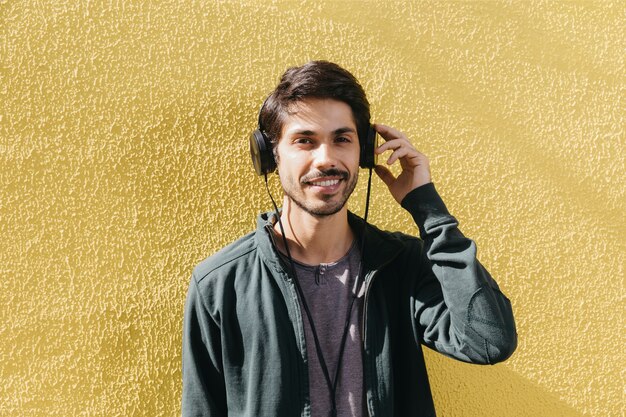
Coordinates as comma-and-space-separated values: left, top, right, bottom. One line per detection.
333, 127, 357, 135
290, 127, 357, 136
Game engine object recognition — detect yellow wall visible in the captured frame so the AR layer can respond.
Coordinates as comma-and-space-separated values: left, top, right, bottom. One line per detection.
1, 1, 624, 416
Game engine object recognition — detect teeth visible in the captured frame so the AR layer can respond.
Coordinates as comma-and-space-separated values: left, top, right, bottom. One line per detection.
314, 179, 339, 187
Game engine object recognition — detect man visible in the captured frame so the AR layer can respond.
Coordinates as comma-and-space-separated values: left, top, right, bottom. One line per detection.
182, 61, 517, 417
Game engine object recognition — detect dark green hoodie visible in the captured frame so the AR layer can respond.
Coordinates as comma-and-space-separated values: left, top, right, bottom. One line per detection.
182, 183, 517, 417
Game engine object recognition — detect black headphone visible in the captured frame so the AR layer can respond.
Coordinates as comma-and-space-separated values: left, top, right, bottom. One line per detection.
249, 103, 377, 176
255, 101, 377, 417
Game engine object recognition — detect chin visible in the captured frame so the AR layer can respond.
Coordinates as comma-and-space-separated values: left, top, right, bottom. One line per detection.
291, 196, 348, 218
308, 205, 346, 217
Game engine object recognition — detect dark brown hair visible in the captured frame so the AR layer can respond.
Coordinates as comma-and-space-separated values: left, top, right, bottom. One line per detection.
259, 61, 370, 146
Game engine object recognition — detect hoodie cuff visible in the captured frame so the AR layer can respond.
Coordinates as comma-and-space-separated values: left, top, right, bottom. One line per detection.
400, 183, 451, 237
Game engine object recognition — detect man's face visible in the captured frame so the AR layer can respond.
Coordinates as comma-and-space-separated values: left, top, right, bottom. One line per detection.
275, 98, 360, 217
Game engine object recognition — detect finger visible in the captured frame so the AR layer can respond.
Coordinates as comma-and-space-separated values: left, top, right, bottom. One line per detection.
388, 147, 416, 165
376, 137, 413, 154
374, 165, 396, 187
373, 123, 406, 142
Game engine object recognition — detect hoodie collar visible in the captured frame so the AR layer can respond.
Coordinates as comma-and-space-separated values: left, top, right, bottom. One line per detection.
255, 210, 403, 274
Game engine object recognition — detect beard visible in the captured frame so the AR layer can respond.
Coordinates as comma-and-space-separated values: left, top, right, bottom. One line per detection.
281, 168, 359, 217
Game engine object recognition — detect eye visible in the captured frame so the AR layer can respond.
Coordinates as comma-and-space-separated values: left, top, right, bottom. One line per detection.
294, 137, 313, 145
335, 136, 352, 143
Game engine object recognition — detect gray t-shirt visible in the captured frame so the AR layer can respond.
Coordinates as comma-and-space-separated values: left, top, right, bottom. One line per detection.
280, 240, 366, 417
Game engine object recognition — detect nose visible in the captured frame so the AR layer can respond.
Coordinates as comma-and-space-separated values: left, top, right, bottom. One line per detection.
312, 144, 337, 169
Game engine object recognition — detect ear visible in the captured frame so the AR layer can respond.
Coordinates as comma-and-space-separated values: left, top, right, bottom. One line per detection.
272, 140, 283, 176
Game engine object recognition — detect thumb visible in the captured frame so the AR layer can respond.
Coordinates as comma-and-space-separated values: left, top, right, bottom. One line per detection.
374, 165, 396, 187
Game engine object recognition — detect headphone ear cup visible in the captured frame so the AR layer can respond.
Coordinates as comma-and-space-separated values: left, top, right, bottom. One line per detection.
359, 125, 378, 169
250, 130, 277, 175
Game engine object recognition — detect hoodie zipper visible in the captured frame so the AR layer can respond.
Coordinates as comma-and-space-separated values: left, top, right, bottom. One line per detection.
361, 255, 397, 417
361, 270, 375, 417
361, 272, 374, 344
265, 224, 312, 417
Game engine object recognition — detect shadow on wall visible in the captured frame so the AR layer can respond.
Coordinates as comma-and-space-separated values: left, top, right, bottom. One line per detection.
428, 357, 587, 417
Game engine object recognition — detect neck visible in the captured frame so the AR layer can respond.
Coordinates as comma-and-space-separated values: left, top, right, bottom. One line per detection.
273, 198, 354, 265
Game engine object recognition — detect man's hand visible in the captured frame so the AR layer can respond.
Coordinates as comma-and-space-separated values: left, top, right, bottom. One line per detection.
373, 124, 432, 204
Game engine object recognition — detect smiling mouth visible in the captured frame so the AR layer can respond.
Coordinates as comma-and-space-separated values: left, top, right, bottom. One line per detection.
308, 179, 341, 187
301, 169, 349, 187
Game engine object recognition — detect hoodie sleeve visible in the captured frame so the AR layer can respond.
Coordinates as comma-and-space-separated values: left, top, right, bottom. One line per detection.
401, 183, 517, 364
182, 274, 227, 416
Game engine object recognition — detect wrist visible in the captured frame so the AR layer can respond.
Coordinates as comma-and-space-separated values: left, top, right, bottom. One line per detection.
400, 183, 450, 236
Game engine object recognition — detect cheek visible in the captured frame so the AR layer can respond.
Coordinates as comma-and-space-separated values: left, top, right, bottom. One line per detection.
278, 152, 308, 172
346, 149, 361, 170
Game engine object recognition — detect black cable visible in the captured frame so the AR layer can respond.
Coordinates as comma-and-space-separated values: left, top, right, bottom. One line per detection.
264, 169, 373, 417
264, 175, 336, 409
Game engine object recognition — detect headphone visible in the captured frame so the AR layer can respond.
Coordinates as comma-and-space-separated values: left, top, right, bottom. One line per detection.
252, 100, 376, 416
249, 103, 378, 176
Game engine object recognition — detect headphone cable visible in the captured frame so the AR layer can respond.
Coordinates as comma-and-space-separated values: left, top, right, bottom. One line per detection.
263, 168, 372, 417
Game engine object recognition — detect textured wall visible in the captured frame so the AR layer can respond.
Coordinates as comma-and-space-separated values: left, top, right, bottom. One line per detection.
1, 1, 624, 416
